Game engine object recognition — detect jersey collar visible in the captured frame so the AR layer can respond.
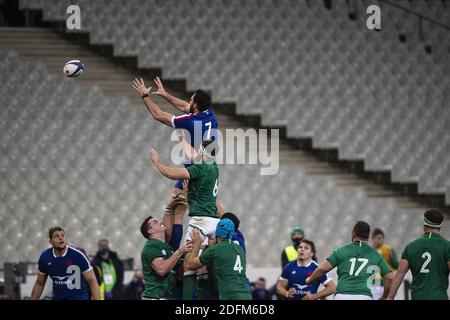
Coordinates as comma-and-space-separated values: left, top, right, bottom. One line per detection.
297, 260, 313, 268
52, 246, 68, 258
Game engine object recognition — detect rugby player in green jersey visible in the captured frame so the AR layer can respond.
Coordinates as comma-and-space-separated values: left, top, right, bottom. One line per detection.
149, 139, 220, 299
387, 209, 450, 300
305, 221, 394, 300
140, 214, 193, 300
186, 219, 252, 300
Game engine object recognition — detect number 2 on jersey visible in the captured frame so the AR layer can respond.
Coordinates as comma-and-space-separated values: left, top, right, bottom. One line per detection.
420, 252, 431, 273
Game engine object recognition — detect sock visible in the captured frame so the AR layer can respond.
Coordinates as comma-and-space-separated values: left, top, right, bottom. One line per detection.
169, 224, 183, 250
183, 273, 196, 300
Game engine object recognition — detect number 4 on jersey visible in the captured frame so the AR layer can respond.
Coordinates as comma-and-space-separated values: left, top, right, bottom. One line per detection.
233, 255, 243, 273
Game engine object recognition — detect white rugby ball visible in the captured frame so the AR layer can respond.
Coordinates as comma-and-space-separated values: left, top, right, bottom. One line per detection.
63, 60, 84, 77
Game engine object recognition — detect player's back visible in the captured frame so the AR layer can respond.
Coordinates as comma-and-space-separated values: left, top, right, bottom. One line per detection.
187, 160, 219, 217
327, 241, 391, 298
402, 233, 450, 300
201, 241, 251, 300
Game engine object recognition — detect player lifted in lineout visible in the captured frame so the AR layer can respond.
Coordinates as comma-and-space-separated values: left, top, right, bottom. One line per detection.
132, 77, 221, 242
149, 139, 219, 299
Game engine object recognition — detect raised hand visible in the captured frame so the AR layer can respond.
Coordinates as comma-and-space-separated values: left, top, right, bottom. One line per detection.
132, 78, 151, 96
191, 229, 205, 246
176, 129, 185, 142
149, 148, 160, 164
152, 76, 168, 97
182, 179, 189, 194
179, 241, 193, 254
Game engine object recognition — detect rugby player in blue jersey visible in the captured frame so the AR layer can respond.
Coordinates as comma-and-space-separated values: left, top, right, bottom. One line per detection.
276, 239, 336, 300
31, 227, 100, 300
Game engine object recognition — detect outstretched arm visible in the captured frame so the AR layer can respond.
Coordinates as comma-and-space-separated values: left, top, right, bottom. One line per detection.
152, 76, 190, 113
150, 148, 190, 180
132, 78, 174, 127
305, 260, 334, 285
177, 130, 197, 163
387, 259, 409, 300
185, 229, 205, 270
151, 242, 193, 277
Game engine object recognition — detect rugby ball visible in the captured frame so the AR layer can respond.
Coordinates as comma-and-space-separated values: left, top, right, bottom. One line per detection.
63, 60, 84, 77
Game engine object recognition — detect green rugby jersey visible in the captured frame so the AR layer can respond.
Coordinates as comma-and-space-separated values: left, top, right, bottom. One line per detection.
140, 238, 177, 299
327, 241, 391, 297
200, 240, 251, 300
187, 160, 218, 217
401, 232, 450, 300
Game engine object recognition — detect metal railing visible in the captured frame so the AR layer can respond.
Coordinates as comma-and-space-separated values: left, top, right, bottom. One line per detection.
380, 0, 450, 42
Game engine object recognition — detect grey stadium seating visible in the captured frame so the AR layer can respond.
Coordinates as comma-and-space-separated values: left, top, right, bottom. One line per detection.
2, 49, 446, 267
17, 0, 450, 204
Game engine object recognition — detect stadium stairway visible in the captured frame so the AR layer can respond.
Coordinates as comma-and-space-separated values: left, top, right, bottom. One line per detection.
0, 26, 440, 212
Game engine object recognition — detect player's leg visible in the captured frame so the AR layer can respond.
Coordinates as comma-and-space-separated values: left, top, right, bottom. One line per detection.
163, 207, 174, 244
164, 184, 187, 243
196, 217, 220, 300
182, 218, 209, 300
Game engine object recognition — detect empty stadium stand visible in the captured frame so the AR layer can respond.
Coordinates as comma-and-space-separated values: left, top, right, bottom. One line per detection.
1, 0, 449, 268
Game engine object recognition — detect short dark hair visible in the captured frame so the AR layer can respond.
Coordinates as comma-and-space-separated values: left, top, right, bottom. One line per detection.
353, 221, 370, 240
193, 89, 211, 112
140, 216, 153, 239
257, 277, 266, 282
424, 209, 443, 228
98, 239, 109, 245
300, 239, 316, 254
48, 226, 65, 240
221, 212, 240, 231
371, 228, 384, 238
202, 140, 217, 157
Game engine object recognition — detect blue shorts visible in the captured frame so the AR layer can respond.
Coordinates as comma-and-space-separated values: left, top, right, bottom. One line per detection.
174, 163, 191, 189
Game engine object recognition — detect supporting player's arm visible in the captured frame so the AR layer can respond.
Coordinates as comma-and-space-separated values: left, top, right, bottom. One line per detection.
83, 269, 100, 300
31, 272, 48, 300
185, 229, 205, 270
132, 78, 174, 127
149, 148, 191, 180
151, 242, 193, 277
305, 260, 334, 285
177, 130, 197, 163
386, 259, 409, 300
276, 278, 296, 299
152, 76, 190, 113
